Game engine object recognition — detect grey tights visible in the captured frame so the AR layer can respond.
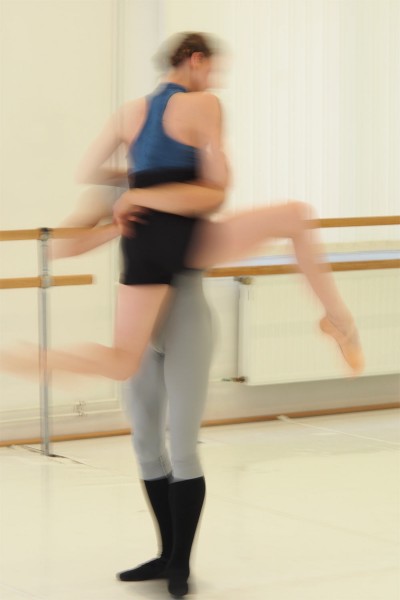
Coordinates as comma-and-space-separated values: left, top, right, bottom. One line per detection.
118, 271, 213, 591
123, 270, 213, 481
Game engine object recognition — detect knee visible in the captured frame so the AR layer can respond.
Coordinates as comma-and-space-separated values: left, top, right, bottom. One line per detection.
114, 351, 140, 381
171, 452, 203, 480
287, 201, 313, 233
133, 439, 171, 479
133, 434, 160, 463
133, 433, 158, 464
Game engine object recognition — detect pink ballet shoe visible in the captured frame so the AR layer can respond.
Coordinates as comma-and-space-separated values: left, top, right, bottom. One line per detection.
319, 316, 365, 375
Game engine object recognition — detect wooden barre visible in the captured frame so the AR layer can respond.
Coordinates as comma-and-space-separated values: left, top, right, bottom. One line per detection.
1, 216, 399, 241
0, 261, 397, 290
0, 274, 94, 290
308, 215, 400, 228
206, 259, 400, 278
0, 229, 43, 241
0, 227, 99, 242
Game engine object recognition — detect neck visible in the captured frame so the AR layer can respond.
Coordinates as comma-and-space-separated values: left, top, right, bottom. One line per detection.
163, 69, 193, 91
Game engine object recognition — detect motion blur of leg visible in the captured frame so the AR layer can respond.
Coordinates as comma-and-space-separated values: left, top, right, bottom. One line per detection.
118, 271, 213, 598
1, 284, 172, 382
188, 201, 364, 374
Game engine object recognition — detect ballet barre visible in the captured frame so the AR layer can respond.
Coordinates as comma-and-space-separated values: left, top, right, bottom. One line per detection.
207, 215, 400, 278
0, 227, 94, 456
207, 254, 400, 279
0, 275, 93, 290
0, 215, 399, 454
307, 215, 400, 228
0, 226, 96, 241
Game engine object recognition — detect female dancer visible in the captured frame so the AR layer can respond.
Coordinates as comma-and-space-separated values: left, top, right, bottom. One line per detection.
3, 32, 363, 385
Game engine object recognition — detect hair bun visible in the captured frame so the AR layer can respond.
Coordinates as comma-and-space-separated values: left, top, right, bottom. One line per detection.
154, 32, 219, 72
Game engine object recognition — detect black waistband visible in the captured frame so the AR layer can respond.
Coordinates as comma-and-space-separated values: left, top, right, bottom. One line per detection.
129, 167, 197, 189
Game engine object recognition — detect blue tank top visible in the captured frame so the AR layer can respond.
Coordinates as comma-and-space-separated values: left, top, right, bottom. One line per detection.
127, 83, 198, 187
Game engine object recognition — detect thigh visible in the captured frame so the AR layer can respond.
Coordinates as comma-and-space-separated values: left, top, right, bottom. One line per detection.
113, 283, 172, 368
187, 203, 303, 269
163, 273, 214, 463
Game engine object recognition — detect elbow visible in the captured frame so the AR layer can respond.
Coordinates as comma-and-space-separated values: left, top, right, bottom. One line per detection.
50, 242, 80, 260
199, 188, 225, 216
210, 188, 226, 212
75, 161, 96, 185
75, 166, 89, 186
217, 189, 226, 207
49, 242, 64, 260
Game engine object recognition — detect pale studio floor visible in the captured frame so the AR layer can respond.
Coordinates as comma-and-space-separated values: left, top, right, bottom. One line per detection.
1, 410, 399, 600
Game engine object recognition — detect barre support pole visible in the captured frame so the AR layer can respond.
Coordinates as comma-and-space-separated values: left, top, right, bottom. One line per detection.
38, 228, 52, 456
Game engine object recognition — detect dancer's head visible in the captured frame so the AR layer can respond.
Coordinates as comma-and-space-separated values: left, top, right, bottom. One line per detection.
154, 32, 223, 91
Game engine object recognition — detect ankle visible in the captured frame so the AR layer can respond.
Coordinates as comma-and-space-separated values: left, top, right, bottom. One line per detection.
325, 310, 354, 333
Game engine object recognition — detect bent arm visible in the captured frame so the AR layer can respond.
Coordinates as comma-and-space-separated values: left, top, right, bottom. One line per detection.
75, 102, 135, 187
50, 187, 119, 259
120, 180, 225, 217
117, 94, 229, 218
53, 223, 119, 258
77, 95, 229, 219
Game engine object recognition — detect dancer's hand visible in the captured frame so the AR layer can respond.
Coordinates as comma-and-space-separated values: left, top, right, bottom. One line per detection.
113, 191, 148, 237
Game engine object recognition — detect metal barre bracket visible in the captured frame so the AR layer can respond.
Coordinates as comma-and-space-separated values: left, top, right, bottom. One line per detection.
40, 275, 53, 289
39, 227, 52, 242
235, 276, 253, 285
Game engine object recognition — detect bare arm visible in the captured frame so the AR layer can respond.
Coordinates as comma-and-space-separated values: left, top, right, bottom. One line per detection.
50, 187, 120, 259
116, 180, 224, 219
77, 94, 228, 228
75, 107, 129, 187
113, 93, 229, 225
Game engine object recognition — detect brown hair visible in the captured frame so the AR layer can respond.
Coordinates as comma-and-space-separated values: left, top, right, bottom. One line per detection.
154, 32, 219, 71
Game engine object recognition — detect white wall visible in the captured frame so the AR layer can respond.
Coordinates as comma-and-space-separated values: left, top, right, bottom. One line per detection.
0, 0, 120, 435
118, 0, 165, 101
0, 0, 169, 440
164, 0, 400, 245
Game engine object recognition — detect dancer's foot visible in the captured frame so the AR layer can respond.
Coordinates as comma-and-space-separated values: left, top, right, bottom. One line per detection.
117, 557, 169, 581
168, 568, 189, 598
319, 316, 364, 375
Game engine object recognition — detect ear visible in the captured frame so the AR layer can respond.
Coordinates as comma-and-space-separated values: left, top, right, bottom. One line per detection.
190, 51, 205, 68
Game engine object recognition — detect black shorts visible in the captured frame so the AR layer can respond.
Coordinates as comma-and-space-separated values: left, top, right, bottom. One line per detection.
120, 210, 199, 285
120, 167, 200, 285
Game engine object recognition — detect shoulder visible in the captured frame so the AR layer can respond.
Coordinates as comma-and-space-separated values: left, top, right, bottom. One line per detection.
185, 91, 221, 113
180, 92, 223, 132
119, 97, 147, 118
191, 93, 223, 140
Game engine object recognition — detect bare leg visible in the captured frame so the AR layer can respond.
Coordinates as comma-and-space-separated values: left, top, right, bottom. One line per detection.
187, 201, 364, 373
1, 284, 172, 381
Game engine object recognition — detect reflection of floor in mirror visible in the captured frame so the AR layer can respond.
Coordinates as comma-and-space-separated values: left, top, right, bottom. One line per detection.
1, 409, 399, 600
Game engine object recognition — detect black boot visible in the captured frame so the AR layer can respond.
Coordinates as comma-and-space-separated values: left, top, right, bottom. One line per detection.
167, 477, 206, 598
117, 476, 173, 581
